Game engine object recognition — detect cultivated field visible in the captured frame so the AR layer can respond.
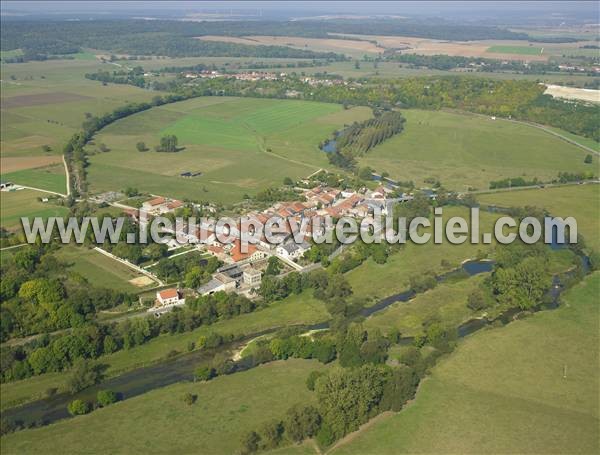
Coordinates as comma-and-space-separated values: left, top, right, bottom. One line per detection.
332, 272, 600, 454
1, 359, 328, 454
198, 35, 385, 58
544, 84, 600, 104
0, 188, 68, 230
86, 96, 372, 203
358, 109, 591, 191
487, 45, 544, 55
0, 58, 157, 178
479, 184, 600, 251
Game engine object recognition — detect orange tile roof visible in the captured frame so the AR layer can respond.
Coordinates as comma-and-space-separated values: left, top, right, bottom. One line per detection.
146, 196, 166, 206
158, 288, 179, 300
230, 240, 258, 262
167, 200, 184, 209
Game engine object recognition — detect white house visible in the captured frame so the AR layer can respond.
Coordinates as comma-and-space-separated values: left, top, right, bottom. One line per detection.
149, 288, 185, 314
276, 240, 311, 260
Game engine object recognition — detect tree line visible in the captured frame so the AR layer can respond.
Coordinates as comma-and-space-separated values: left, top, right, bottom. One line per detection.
326, 111, 406, 170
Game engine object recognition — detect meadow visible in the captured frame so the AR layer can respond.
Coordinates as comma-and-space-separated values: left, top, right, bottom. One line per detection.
0, 189, 68, 230
479, 184, 600, 251
1, 359, 327, 454
332, 272, 600, 454
487, 45, 544, 55
1, 164, 67, 194
358, 109, 591, 191
364, 275, 486, 336
86, 96, 371, 203
54, 245, 155, 293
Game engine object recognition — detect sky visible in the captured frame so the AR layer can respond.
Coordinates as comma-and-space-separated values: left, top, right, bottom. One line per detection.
1, 1, 597, 23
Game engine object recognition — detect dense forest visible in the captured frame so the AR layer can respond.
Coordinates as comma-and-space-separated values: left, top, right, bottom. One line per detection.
0, 19, 532, 56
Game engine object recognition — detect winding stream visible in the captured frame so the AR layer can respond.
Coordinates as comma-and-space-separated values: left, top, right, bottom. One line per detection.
2, 248, 588, 429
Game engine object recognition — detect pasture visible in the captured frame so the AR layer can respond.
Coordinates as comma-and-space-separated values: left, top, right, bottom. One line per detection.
1, 164, 67, 194
358, 109, 591, 192
1, 359, 328, 455
86, 97, 371, 203
54, 245, 155, 293
0, 188, 68, 230
364, 275, 486, 336
333, 272, 600, 455
478, 183, 600, 251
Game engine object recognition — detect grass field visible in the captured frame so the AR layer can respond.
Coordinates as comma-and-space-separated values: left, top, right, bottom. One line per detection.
364, 275, 486, 336
86, 96, 371, 203
358, 110, 591, 192
1, 58, 157, 175
332, 272, 600, 454
487, 45, 544, 55
1, 359, 327, 454
1, 164, 67, 194
0, 188, 68, 230
479, 184, 600, 251
54, 245, 155, 293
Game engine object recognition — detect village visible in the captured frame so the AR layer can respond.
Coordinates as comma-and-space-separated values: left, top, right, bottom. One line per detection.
110, 179, 426, 316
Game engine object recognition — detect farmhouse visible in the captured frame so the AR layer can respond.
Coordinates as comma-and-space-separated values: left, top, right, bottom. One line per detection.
149, 288, 185, 313
142, 196, 184, 215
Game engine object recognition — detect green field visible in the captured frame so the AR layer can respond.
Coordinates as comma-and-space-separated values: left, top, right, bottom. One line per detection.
86, 97, 371, 203
332, 272, 600, 454
365, 275, 486, 336
1, 58, 157, 174
0, 188, 68, 230
54, 245, 155, 293
1, 164, 67, 194
1, 359, 327, 454
487, 45, 544, 55
358, 110, 590, 192
479, 184, 600, 251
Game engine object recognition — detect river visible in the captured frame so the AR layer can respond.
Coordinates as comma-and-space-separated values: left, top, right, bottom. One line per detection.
2, 249, 588, 429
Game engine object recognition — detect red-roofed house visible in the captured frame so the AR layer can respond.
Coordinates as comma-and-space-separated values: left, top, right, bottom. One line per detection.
151, 288, 185, 313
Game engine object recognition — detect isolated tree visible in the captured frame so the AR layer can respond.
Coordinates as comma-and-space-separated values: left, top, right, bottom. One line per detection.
136, 141, 147, 152
41, 144, 51, 153
283, 176, 294, 186
156, 134, 178, 153
584, 154, 593, 164
67, 399, 90, 416
183, 392, 197, 405
98, 143, 110, 153
97, 389, 118, 407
